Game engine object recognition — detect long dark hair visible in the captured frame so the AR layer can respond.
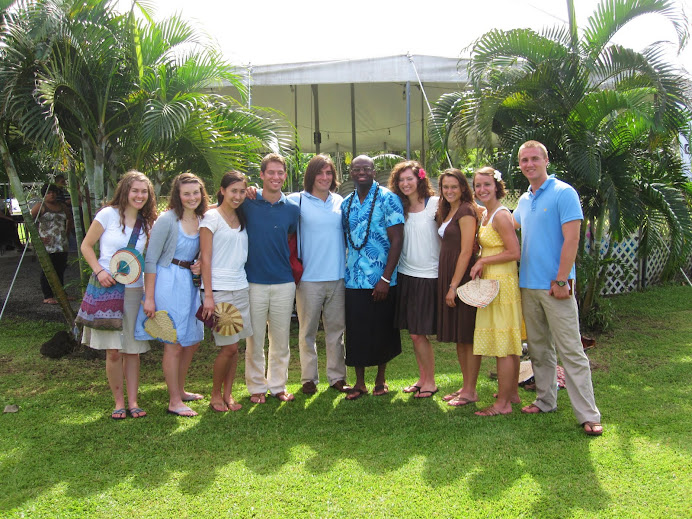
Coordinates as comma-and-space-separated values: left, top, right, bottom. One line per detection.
435, 168, 476, 225
388, 160, 434, 217
216, 171, 247, 231
168, 172, 209, 219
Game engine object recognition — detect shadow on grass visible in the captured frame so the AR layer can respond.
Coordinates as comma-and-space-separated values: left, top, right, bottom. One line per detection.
3, 284, 691, 517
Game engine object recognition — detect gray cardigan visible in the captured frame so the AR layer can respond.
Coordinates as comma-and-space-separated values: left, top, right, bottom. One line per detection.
144, 209, 185, 274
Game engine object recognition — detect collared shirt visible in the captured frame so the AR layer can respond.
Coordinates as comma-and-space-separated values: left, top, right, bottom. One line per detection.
513, 175, 583, 289
242, 190, 300, 284
341, 181, 405, 289
287, 190, 345, 282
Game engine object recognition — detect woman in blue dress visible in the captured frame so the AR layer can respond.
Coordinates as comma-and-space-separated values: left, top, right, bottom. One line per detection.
136, 173, 208, 417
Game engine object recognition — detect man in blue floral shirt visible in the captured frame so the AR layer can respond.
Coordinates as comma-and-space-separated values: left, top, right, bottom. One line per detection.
341, 155, 404, 400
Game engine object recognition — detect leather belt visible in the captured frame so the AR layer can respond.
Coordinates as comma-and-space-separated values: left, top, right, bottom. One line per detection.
171, 258, 192, 269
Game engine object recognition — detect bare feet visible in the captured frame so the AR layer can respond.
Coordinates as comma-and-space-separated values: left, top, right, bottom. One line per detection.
373, 384, 389, 396
493, 392, 521, 404
475, 405, 511, 416
272, 391, 295, 402
42, 298, 58, 305
403, 383, 421, 394
250, 393, 266, 404
447, 395, 478, 407
582, 421, 603, 436
442, 389, 462, 402
168, 406, 198, 417
225, 396, 242, 411
209, 401, 228, 412
181, 392, 204, 402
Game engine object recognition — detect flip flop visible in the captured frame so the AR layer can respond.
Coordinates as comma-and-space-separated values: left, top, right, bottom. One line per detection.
182, 393, 204, 402
249, 393, 266, 404
345, 387, 368, 400
127, 407, 147, 418
209, 402, 228, 412
447, 396, 477, 407
414, 388, 439, 399
167, 406, 197, 417
475, 406, 511, 416
403, 384, 421, 394
442, 390, 461, 402
373, 384, 389, 396
582, 421, 603, 436
272, 392, 295, 402
225, 398, 242, 412
111, 408, 127, 420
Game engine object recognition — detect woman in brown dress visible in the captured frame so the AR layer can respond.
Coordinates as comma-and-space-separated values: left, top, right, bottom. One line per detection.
436, 169, 481, 406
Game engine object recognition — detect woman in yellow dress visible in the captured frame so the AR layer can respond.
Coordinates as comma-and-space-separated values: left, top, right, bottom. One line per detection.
470, 167, 522, 416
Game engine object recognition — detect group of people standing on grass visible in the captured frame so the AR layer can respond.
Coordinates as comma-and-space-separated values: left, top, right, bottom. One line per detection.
75, 140, 602, 436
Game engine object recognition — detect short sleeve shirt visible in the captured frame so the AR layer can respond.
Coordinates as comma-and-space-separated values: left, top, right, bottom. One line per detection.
242, 191, 300, 284
513, 175, 583, 289
199, 209, 248, 290
94, 206, 147, 288
287, 191, 345, 282
341, 182, 405, 289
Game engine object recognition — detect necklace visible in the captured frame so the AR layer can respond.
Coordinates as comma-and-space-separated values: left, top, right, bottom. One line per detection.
344, 185, 379, 251
218, 205, 238, 227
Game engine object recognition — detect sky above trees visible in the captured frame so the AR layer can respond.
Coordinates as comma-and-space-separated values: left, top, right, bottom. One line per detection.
117, 0, 692, 71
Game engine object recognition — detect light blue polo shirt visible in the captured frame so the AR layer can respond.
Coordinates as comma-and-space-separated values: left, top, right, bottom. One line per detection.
287, 191, 345, 282
513, 175, 582, 289
242, 190, 300, 284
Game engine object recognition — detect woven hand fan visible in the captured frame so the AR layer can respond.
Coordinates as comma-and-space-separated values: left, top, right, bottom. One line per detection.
456, 278, 500, 308
143, 310, 177, 343
214, 302, 244, 336
110, 247, 144, 284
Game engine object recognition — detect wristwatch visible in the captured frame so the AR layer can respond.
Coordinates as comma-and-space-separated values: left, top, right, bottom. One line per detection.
555, 280, 567, 288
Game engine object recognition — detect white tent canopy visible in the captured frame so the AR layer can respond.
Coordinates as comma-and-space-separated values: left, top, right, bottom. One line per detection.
214, 54, 469, 154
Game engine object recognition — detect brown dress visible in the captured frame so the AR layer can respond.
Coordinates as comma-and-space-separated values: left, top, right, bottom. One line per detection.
437, 203, 477, 343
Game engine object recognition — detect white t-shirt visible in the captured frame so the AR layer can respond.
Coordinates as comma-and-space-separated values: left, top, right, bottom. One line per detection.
399, 196, 440, 278
94, 206, 147, 288
199, 209, 248, 291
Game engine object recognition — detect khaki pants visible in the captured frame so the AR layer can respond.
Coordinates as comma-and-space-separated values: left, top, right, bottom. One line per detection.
245, 282, 296, 395
296, 280, 347, 386
521, 288, 601, 424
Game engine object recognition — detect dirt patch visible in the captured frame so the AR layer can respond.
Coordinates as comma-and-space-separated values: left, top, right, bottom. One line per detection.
0, 249, 82, 324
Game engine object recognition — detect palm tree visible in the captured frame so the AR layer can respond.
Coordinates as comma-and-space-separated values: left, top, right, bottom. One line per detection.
0, 0, 76, 327
430, 0, 692, 320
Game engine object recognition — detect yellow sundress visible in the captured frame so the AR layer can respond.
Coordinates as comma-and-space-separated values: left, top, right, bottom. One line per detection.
473, 206, 523, 357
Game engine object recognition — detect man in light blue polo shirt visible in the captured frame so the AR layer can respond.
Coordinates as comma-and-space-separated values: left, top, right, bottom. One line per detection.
287, 154, 351, 395
242, 153, 300, 404
513, 140, 602, 436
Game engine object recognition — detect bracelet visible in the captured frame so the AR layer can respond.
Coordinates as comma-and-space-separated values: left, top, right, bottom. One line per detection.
95, 269, 105, 277
380, 275, 391, 284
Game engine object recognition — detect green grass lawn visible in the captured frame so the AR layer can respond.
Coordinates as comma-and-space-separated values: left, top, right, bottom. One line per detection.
1, 285, 690, 518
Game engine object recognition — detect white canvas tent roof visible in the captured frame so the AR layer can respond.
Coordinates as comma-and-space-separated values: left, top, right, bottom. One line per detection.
214, 54, 469, 154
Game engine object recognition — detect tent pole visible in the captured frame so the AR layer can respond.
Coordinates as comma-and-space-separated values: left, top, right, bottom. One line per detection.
421, 89, 426, 166
406, 81, 411, 159
350, 83, 357, 155
312, 84, 321, 154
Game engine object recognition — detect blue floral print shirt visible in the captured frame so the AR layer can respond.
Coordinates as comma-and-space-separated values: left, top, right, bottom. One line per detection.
341, 181, 405, 289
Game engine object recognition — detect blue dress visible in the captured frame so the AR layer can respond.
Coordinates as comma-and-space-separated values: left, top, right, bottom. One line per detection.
135, 222, 203, 346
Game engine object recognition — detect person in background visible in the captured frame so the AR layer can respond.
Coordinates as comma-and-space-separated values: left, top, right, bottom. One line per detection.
135, 173, 207, 417
389, 160, 440, 398
513, 140, 602, 435
31, 183, 72, 304
469, 167, 522, 416
79, 171, 157, 420
341, 155, 404, 400
436, 169, 481, 407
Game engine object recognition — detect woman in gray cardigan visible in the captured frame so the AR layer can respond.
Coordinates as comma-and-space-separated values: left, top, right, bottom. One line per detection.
135, 173, 209, 416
